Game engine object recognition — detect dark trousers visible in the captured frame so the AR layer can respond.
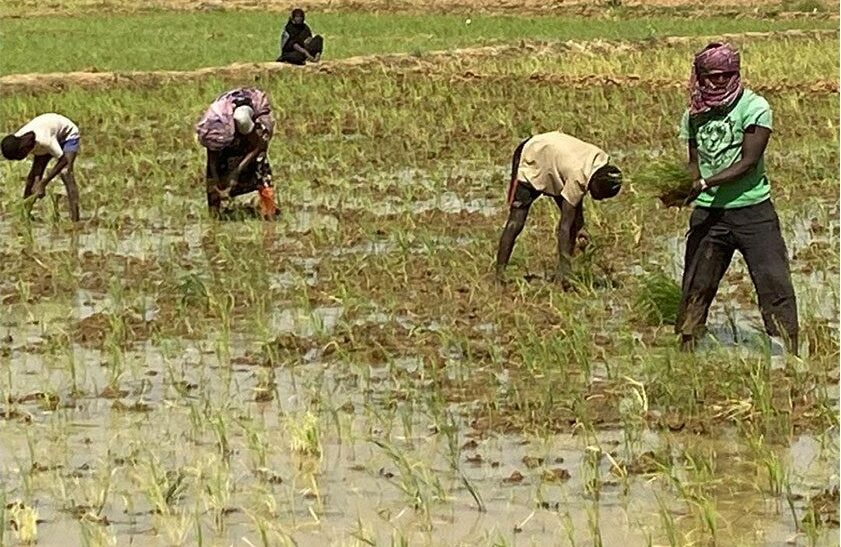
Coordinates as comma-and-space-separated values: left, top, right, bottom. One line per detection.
277, 35, 324, 65
676, 199, 798, 349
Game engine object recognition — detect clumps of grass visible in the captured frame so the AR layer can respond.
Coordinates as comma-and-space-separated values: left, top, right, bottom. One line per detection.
801, 486, 840, 528
8, 501, 38, 544
634, 270, 682, 326
633, 160, 694, 207
782, 0, 826, 13
286, 412, 321, 457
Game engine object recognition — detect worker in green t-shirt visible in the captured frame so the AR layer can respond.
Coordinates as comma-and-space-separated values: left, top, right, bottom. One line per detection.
675, 42, 798, 354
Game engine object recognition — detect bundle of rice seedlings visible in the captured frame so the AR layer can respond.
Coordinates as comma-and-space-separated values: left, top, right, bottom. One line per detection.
633, 160, 695, 207
634, 270, 682, 326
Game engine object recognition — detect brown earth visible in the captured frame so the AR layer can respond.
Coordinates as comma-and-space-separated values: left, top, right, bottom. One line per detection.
2, 0, 837, 17
1, 29, 836, 94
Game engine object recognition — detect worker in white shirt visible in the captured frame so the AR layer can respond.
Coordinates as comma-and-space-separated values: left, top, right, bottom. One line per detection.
2, 113, 81, 222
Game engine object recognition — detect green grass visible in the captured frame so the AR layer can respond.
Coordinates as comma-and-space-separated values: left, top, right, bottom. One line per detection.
1, 12, 838, 75
635, 270, 683, 326
452, 34, 840, 84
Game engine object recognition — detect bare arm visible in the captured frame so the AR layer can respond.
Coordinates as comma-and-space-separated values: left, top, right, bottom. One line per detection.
39, 154, 69, 187
24, 156, 49, 199
207, 150, 221, 185
687, 140, 701, 181
704, 126, 770, 187
685, 126, 770, 203
555, 198, 580, 279
294, 43, 315, 61
279, 31, 290, 56
229, 133, 267, 182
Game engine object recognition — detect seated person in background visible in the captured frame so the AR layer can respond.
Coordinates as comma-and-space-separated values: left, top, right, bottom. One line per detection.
277, 8, 324, 65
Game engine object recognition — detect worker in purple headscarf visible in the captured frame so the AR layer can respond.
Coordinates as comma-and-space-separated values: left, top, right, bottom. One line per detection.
675, 42, 798, 354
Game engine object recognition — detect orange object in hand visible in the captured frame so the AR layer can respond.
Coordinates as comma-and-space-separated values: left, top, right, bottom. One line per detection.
258, 186, 277, 217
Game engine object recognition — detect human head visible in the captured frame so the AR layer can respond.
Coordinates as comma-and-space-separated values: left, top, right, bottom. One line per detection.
689, 42, 742, 115
589, 164, 622, 201
290, 8, 305, 24
233, 106, 255, 135
1, 132, 35, 161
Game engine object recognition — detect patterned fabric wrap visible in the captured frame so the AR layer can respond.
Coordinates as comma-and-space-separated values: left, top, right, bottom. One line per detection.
688, 43, 742, 115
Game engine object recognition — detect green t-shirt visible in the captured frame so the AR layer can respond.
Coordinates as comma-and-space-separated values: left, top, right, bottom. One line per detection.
679, 89, 773, 209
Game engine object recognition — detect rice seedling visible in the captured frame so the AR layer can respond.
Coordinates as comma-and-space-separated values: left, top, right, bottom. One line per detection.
634, 270, 682, 326
285, 411, 322, 458
633, 160, 695, 208
8, 501, 39, 544
0, 4, 836, 544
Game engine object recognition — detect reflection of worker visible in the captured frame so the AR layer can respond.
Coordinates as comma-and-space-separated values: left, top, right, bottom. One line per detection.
277, 8, 324, 65
676, 42, 798, 353
495, 131, 622, 284
1, 113, 81, 221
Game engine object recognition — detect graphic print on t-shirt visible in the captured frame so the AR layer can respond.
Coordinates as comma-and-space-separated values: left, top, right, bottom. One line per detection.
695, 117, 739, 172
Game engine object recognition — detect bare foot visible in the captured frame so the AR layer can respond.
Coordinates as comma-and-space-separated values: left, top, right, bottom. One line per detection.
679, 335, 697, 352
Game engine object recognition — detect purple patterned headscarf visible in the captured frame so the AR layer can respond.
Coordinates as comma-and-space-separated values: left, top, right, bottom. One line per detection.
689, 42, 742, 115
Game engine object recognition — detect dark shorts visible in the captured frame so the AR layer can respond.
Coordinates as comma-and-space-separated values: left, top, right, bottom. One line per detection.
506, 136, 550, 209
62, 137, 80, 154
509, 180, 544, 209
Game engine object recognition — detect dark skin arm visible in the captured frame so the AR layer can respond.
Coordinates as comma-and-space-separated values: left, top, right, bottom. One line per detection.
23, 154, 80, 222
229, 132, 267, 184
24, 156, 50, 199
33, 152, 72, 196
685, 125, 771, 203
553, 197, 581, 282
687, 140, 701, 182
206, 149, 226, 197
294, 42, 316, 61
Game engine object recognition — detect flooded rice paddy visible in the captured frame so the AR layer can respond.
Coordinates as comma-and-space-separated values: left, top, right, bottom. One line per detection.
0, 24, 839, 545
0, 175, 837, 545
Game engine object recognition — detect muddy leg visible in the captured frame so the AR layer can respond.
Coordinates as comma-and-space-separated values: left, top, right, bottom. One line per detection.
676, 208, 735, 350
737, 202, 799, 355
60, 157, 80, 221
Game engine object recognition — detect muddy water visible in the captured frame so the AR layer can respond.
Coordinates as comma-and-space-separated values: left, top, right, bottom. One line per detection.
1, 294, 838, 545
0, 177, 837, 545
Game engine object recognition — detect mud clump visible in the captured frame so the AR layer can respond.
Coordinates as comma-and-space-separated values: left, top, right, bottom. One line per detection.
802, 487, 840, 527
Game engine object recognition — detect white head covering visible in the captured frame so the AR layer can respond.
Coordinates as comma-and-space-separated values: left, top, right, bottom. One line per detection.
233, 105, 255, 135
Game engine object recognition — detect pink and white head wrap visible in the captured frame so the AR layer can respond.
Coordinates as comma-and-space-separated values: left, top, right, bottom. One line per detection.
689, 42, 743, 115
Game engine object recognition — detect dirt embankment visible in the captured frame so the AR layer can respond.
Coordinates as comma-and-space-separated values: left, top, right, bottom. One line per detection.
0, 29, 836, 95
2, 0, 838, 17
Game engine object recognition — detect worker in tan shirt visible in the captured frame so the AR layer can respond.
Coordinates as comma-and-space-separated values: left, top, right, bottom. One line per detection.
495, 131, 622, 283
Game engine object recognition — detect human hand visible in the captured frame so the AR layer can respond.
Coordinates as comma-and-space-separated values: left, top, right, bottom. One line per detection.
575, 230, 590, 254
683, 179, 705, 206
